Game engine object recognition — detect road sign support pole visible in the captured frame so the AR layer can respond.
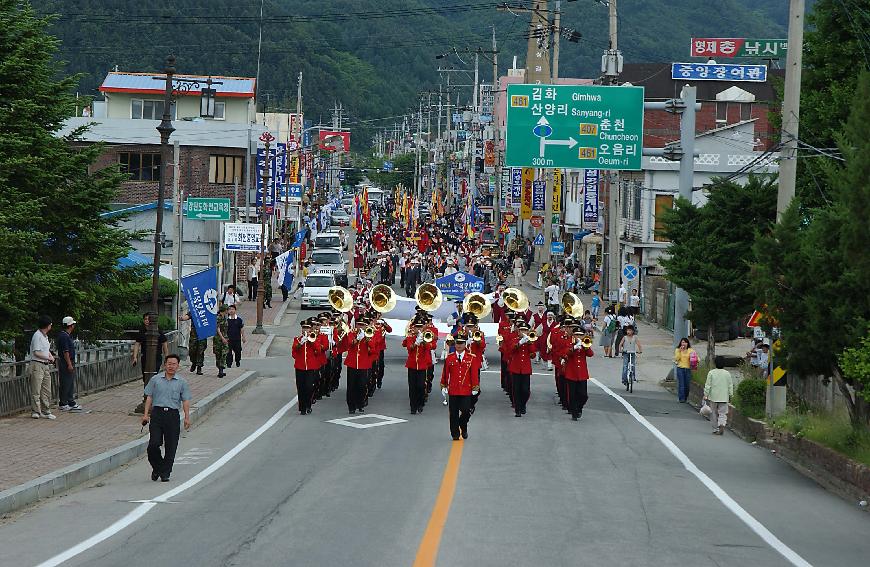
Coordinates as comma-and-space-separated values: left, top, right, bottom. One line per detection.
672, 85, 696, 350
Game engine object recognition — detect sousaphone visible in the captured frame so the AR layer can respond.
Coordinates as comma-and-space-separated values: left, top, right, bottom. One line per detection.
561, 292, 584, 318
415, 282, 443, 312
463, 291, 491, 319
502, 287, 529, 312
327, 286, 354, 313
369, 284, 397, 314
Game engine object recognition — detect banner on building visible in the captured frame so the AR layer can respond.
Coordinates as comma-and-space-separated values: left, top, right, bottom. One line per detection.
318, 130, 350, 152
583, 169, 600, 227
484, 140, 495, 167
521, 168, 534, 220
532, 180, 545, 211
181, 267, 219, 340
553, 168, 562, 213
511, 168, 522, 211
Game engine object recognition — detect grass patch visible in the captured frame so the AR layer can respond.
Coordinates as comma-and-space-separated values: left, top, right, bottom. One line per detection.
690, 363, 711, 386
734, 377, 766, 419
771, 410, 870, 467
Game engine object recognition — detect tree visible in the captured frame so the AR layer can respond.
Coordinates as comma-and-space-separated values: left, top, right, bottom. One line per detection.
365, 153, 416, 193
661, 176, 778, 363
0, 0, 132, 347
753, 71, 870, 426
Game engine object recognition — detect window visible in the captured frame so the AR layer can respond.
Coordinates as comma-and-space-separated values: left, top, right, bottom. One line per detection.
654, 194, 675, 242
119, 152, 161, 181
209, 155, 243, 184
716, 102, 728, 124
213, 101, 226, 120
633, 185, 642, 221
131, 99, 176, 120
621, 184, 630, 219
740, 103, 752, 121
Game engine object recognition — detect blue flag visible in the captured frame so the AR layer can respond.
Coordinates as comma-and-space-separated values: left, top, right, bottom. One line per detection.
181, 267, 219, 340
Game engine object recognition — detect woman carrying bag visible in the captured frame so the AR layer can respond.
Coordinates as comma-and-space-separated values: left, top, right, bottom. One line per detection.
673, 337, 698, 403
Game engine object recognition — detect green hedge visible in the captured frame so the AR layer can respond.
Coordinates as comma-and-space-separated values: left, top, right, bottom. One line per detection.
734, 378, 767, 419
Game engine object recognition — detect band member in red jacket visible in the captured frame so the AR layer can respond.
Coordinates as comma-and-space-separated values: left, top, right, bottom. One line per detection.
403, 317, 436, 414
373, 317, 392, 391
330, 311, 346, 394
339, 316, 375, 414
549, 316, 573, 410
440, 332, 480, 440
498, 313, 518, 399
508, 320, 538, 417
292, 319, 329, 415
563, 326, 594, 421
423, 313, 440, 399
466, 316, 487, 413
367, 316, 389, 398
491, 284, 506, 324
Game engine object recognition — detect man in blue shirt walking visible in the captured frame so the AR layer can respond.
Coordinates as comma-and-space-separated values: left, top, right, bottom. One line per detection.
141, 354, 191, 482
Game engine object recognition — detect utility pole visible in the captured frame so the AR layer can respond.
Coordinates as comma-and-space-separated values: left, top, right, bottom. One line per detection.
172, 140, 182, 327
541, 0, 562, 267
253, 131, 274, 335
768, 0, 805, 418
469, 51, 480, 215
602, 0, 622, 303
672, 85, 697, 349
492, 25, 502, 228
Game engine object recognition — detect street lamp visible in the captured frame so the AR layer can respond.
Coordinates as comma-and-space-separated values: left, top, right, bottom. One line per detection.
253, 131, 275, 335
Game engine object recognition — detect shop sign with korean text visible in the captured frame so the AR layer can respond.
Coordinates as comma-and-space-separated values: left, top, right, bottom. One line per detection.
690, 38, 787, 59
223, 222, 263, 252
671, 63, 767, 83
505, 84, 644, 171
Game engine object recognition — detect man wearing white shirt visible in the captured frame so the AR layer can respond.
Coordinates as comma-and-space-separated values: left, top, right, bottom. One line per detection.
545, 281, 560, 314
29, 316, 56, 420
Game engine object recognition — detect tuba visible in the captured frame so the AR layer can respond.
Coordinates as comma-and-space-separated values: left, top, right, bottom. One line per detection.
561, 292, 584, 318
369, 284, 397, 314
415, 282, 443, 312
502, 287, 529, 312
463, 292, 492, 319
328, 286, 354, 313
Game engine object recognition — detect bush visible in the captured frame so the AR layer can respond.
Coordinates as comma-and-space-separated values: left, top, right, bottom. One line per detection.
772, 410, 870, 466
734, 378, 767, 419
107, 313, 176, 331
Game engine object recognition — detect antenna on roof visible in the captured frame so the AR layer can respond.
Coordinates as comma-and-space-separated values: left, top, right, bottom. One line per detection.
113, 65, 119, 72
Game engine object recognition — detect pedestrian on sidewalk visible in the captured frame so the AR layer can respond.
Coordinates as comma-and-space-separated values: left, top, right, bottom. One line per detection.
225, 305, 246, 368
598, 307, 617, 358
221, 285, 241, 307
703, 356, 734, 435
141, 354, 191, 482
673, 337, 697, 403
590, 290, 601, 320
247, 257, 259, 301
544, 279, 560, 314
57, 316, 83, 412
29, 316, 56, 420
213, 305, 229, 378
179, 312, 206, 375
512, 255, 524, 287
629, 288, 640, 316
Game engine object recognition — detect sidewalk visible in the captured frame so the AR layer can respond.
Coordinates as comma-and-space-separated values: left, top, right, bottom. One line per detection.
0, 279, 283, 499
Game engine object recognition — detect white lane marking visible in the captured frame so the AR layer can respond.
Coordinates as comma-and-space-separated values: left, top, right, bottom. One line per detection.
590, 378, 812, 567
35, 395, 299, 567
326, 414, 407, 429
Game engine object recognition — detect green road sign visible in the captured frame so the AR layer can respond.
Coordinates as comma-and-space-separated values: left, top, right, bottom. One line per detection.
505, 84, 644, 171
187, 197, 231, 221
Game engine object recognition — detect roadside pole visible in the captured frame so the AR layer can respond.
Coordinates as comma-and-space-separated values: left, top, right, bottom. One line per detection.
672, 85, 697, 347
172, 140, 182, 325
541, 0, 562, 267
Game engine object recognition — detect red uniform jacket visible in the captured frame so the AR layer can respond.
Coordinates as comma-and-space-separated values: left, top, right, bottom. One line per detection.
498, 327, 518, 364
332, 327, 343, 357
507, 336, 538, 375
548, 326, 571, 372
339, 333, 374, 369
440, 351, 480, 395
368, 330, 386, 364
402, 333, 436, 370
491, 296, 504, 323
292, 336, 328, 370
519, 309, 533, 324
532, 312, 547, 330
469, 335, 487, 359
313, 333, 329, 366
563, 344, 594, 381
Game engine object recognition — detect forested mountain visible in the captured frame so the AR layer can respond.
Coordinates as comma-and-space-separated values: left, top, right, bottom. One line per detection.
37, 0, 791, 147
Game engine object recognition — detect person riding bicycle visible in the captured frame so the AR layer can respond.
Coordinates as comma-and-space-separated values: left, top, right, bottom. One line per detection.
619, 325, 643, 386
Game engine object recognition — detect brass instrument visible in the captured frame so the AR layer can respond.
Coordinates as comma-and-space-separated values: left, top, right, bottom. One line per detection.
415, 282, 443, 312
446, 334, 455, 344
422, 330, 435, 343
369, 284, 397, 314
328, 286, 354, 313
581, 335, 594, 349
496, 334, 504, 344
463, 292, 491, 319
526, 330, 538, 341
472, 330, 483, 342
503, 287, 530, 312
364, 326, 375, 339
560, 292, 584, 318
308, 331, 318, 341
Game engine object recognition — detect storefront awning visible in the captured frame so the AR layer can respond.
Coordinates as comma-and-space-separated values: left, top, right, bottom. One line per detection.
582, 233, 603, 245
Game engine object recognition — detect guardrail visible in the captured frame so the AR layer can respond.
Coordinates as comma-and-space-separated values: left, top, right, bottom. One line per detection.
0, 331, 179, 417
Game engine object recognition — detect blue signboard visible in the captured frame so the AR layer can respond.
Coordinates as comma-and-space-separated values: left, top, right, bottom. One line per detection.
551, 241, 565, 255
583, 169, 600, 225
511, 168, 522, 208
456, 130, 468, 141
181, 267, 219, 340
622, 264, 639, 281
435, 271, 484, 300
383, 161, 394, 172
256, 143, 286, 212
452, 113, 463, 124
339, 170, 346, 181
533, 233, 544, 246
532, 180, 546, 211
671, 63, 767, 83
302, 120, 313, 148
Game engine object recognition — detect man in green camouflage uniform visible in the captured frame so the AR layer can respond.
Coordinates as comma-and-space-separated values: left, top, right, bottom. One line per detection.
188, 321, 206, 375
213, 305, 229, 378
263, 264, 273, 308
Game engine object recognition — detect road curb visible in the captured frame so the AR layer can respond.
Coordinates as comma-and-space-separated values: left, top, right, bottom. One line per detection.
258, 335, 275, 358
0, 370, 260, 516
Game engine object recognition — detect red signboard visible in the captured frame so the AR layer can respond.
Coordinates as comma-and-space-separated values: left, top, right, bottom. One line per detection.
530, 216, 544, 229
318, 130, 351, 152
503, 211, 517, 223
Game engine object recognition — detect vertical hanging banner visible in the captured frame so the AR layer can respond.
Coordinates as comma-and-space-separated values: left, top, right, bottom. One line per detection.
583, 169, 600, 227
511, 168, 522, 212
181, 267, 219, 340
553, 168, 562, 213
521, 167, 534, 220
532, 180, 545, 211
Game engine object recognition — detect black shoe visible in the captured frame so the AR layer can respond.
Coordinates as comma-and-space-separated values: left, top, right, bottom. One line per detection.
411, 409, 417, 415
521, 409, 526, 415
578, 410, 583, 419
300, 410, 306, 415
151, 470, 159, 481
515, 412, 522, 417
236, 362, 240, 367
461, 430, 468, 439
196, 367, 203, 375
160, 476, 170, 482
307, 408, 312, 414
358, 408, 365, 413
452, 436, 460, 441
571, 415, 578, 421
349, 410, 355, 414
190, 364, 196, 372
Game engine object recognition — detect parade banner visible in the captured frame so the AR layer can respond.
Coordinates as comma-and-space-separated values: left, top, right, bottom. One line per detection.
521, 167, 534, 220
435, 272, 484, 300
181, 267, 219, 340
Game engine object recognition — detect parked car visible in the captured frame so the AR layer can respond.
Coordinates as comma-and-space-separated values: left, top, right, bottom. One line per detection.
309, 248, 348, 287
330, 209, 351, 227
301, 272, 336, 310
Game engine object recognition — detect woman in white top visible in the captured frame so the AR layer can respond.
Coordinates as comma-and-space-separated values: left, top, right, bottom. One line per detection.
614, 307, 635, 356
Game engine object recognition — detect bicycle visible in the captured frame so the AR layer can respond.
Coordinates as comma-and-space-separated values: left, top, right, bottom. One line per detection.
623, 352, 638, 393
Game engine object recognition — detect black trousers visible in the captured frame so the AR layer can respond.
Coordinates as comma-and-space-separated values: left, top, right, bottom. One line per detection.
408, 368, 427, 411
147, 407, 180, 478
566, 380, 589, 418
346, 367, 369, 411
59, 368, 76, 406
331, 356, 342, 391
248, 278, 258, 300
425, 365, 434, 395
512, 373, 531, 414
400, 268, 406, 288
556, 371, 567, 408
377, 351, 385, 387
226, 339, 242, 367
448, 395, 473, 439
296, 369, 315, 412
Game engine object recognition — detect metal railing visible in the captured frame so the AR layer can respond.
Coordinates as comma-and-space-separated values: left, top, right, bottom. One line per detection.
0, 331, 178, 417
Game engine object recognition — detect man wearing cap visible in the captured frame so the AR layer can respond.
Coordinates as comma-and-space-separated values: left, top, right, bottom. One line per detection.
57, 316, 83, 412
466, 317, 487, 413
339, 317, 375, 414
549, 316, 572, 408
508, 321, 538, 417
312, 316, 331, 402
403, 318, 436, 414
292, 319, 328, 415
498, 313, 517, 400
491, 284, 506, 324
562, 326, 594, 420
440, 331, 480, 440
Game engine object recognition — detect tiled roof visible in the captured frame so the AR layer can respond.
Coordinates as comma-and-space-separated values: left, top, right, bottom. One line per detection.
100, 72, 255, 98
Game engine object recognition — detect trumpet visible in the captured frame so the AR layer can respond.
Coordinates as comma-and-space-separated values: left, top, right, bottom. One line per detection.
308, 331, 318, 341
463, 292, 491, 319
415, 282, 443, 312
472, 330, 483, 342
369, 284, 397, 314
364, 326, 375, 339
422, 330, 435, 343
581, 335, 593, 349
525, 330, 538, 341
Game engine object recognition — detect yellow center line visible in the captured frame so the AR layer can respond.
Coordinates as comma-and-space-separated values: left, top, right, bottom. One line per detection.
412, 440, 465, 567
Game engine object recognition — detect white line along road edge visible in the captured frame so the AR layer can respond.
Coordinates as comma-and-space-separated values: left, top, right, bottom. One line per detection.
590, 378, 813, 567
35, 395, 299, 567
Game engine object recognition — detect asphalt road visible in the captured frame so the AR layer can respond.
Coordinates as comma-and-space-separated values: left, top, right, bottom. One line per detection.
2, 310, 869, 567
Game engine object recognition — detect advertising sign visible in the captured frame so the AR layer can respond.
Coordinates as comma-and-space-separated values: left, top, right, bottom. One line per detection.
551, 241, 565, 255
671, 63, 767, 82
583, 169, 600, 226
186, 198, 230, 221
484, 140, 495, 167
505, 84, 644, 171
532, 180, 546, 211
435, 271, 484, 300
690, 38, 787, 59
180, 267, 219, 340
511, 167, 522, 211
318, 130, 351, 152
553, 168, 562, 213
520, 167, 534, 220
530, 216, 544, 229
223, 222, 263, 252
